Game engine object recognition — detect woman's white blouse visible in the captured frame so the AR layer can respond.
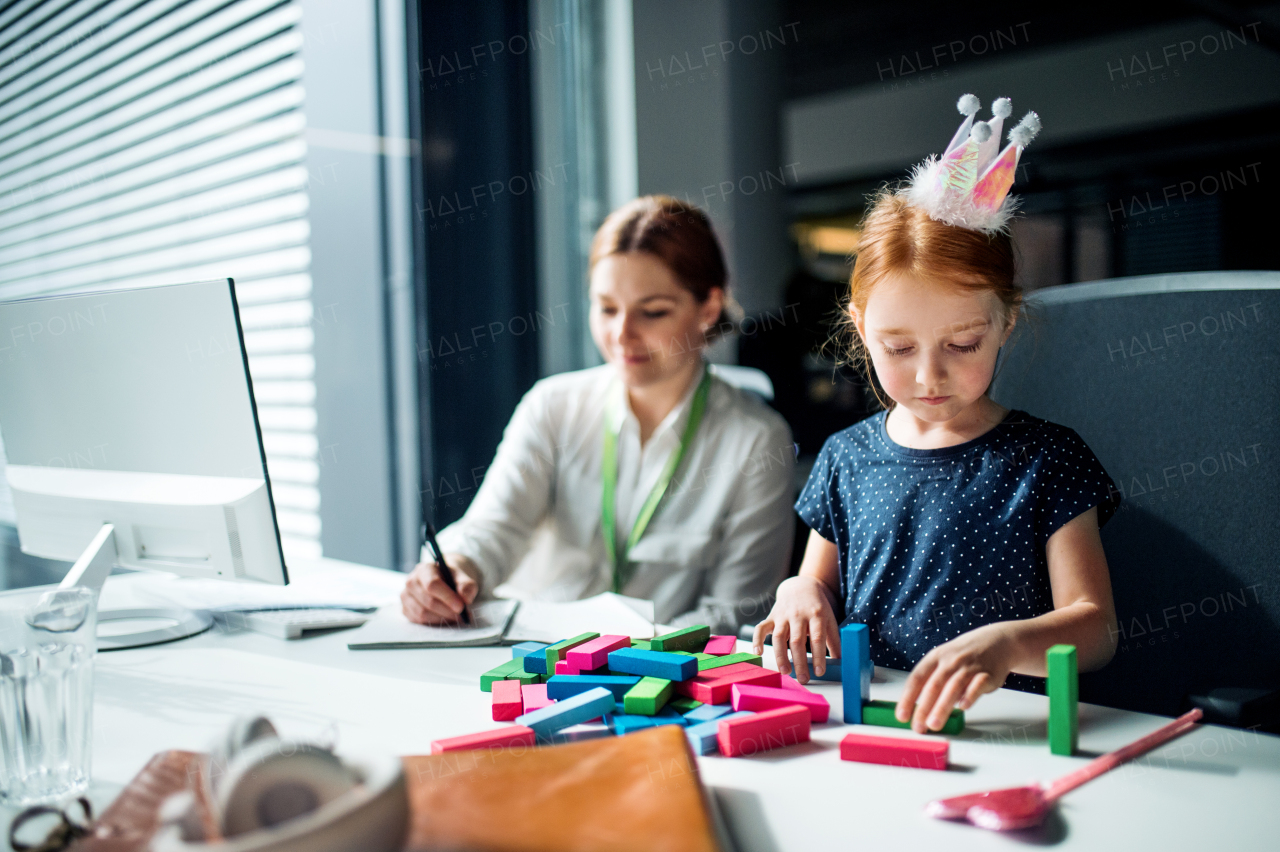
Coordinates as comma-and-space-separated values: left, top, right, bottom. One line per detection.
434, 363, 795, 632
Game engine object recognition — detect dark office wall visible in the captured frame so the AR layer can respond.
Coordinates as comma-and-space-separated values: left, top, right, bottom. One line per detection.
411, 1, 541, 527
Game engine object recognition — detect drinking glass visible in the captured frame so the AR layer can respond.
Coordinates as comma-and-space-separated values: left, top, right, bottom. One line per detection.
0, 585, 96, 806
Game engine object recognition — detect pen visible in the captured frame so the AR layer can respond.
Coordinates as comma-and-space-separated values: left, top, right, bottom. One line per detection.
422, 521, 471, 625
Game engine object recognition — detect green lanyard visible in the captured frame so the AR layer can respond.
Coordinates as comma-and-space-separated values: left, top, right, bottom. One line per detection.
602, 370, 712, 593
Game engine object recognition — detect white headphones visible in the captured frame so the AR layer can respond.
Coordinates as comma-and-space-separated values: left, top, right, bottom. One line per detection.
154, 716, 408, 852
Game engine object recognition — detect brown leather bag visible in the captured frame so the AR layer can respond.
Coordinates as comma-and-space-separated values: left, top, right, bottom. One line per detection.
68, 726, 720, 852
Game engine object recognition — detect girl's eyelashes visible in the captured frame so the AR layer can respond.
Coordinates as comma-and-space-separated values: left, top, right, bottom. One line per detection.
879, 340, 983, 356
643, 310, 670, 319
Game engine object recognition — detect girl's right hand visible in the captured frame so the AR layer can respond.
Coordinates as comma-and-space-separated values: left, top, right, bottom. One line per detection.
752, 575, 841, 683
401, 555, 480, 624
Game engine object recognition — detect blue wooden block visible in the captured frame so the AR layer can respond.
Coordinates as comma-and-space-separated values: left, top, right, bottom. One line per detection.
546, 674, 641, 701
683, 703, 734, 724
516, 686, 616, 743
806, 655, 842, 682
841, 623, 870, 724
512, 641, 549, 660
607, 647, 699, 681
685, 711, 754, 755
523, 653, 549, 675
609, 712, 687, 736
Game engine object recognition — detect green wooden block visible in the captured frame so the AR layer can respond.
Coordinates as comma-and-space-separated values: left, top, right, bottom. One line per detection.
672, 651, 713, 660
631, 638, 652, 651
668, 696, 702, 713
1048, 644, 1078, 756
623, 676, 674, 715
480, 658, 524, 692
697, 652, 762, 672
507, 670, 539, 686
862, 699, 964, 735
543, 632, 600, 674
650, 625, 710, 653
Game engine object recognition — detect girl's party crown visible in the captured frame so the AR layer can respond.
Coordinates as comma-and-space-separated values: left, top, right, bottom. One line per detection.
906, 94, 1041, 235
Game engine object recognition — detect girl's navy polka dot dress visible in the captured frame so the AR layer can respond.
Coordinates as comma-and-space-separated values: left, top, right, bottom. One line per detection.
797, 409, 1120, 682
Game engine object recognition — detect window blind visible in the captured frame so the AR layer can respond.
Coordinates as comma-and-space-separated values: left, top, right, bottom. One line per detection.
0, 0, 321, 559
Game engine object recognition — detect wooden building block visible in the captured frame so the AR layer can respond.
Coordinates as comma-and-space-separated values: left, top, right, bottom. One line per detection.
511, 641, 549, 659
668, 696, 703, 714
430, 725, 536, 754
731, 683, 830, 723
609, 708, 686, 735
779, 675, 811, 693
690, 661, 761, 681
526, 632, 600, 675
547, 674, 642, 701
840, 623, 870, 723
480, 658, 524, 692
697, 653, 762, 672
546, 723, 612, 744
703, 635, 737, 656
506, 670, 540, 686
630, 638, 652, 651
650, 625, 711, 653
683, 703, 734, 724
861, 699, 964, 735
839, 732, 948, 770
608, 647, 699, 681
624, 676, 674, 715
521, 683, 554, 713
516, 686, 617, 743
717, 705, 810, 757
685, 711, 753, 754
492, 679, 524, 721
567, 634, 632, 672
675, 666, 781, 706
806, 655, 842, 682
554, 660, 574, 675
1048, 644, 1078, 756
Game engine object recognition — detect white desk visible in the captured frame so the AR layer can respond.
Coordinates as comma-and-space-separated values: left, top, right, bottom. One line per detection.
8, 558, 1280, 850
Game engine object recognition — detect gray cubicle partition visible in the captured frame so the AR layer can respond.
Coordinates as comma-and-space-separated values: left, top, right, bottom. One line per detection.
991, 271, 1280, 719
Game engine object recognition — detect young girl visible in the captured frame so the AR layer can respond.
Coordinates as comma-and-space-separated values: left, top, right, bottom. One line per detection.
753, 97, 1121, 735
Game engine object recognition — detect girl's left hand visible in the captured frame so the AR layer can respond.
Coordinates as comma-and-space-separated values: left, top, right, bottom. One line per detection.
896, 622, 1018, 733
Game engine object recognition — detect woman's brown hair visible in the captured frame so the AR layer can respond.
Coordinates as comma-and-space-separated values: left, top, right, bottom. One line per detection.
842, 189, 1022, 407
589, 195, 739, 338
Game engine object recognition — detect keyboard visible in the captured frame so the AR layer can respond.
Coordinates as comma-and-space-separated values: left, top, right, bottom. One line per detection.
241, 608, 371, 640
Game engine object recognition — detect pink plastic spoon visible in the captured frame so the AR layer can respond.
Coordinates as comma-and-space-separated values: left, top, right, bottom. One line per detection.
926, 707, 1203, 831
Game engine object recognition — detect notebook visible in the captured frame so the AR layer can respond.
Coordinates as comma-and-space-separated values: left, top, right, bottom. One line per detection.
345, 593, 658, 649
345, 599, 520, 649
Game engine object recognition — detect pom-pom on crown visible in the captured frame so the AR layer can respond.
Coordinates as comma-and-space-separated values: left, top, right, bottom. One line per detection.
906, 94, 1042, 234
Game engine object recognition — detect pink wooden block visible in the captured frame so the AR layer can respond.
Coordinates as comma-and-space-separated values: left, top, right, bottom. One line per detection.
731, 683, 829, 723
677, 666, 780, 705
717, 705, 810, 757
431, 726, 536, 754
703, 635, 737, 656
491, 679, 523, 721
555, 659, 575, 675
566, 634, 631, 672
521, 683, 554, 712
778, 674, 812, 693
839, 732, 948, 770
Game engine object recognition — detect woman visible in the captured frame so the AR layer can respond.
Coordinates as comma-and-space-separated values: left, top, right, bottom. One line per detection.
401, 196, 795, 632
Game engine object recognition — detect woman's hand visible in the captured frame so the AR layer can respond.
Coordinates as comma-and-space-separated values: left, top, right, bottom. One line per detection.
896, 622, 1018, 733
401, 555, 480, 624
752, 575, 841, 683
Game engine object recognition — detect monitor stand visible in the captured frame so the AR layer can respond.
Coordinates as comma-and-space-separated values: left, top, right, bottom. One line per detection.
62, 523, 213, 651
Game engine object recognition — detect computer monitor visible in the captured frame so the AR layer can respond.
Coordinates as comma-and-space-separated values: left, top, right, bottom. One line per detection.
0, 279, 287, 646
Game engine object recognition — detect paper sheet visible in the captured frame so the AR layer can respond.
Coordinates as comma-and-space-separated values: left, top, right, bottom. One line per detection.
125, 558, 404, 613
503, 592, 656, 643
345, 599, 519, 649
